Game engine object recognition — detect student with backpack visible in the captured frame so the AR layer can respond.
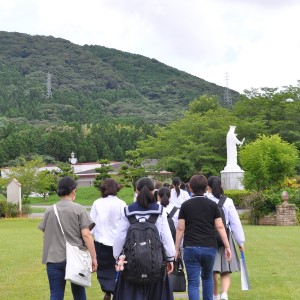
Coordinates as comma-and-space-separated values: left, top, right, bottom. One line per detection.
206, 176, 245, 300
113, 177, 175, 300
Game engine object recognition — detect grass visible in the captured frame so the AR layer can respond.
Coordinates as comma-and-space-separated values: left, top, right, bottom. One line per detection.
29, 186, 135, 206
0, 219, 300, 300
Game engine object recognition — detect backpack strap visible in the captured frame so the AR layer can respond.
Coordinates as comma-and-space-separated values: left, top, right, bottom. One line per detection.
167, 206, 178, 219
147, 214, 159, 224
217, 195, 227, 208
127, 215, 139, 225
217, 195, 230, 228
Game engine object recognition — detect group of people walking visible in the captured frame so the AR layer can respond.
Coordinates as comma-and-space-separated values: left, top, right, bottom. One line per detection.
39, 174, 245, 300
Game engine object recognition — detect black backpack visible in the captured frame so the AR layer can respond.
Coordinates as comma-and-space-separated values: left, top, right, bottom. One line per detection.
122, 212, 167, 284
215, 195, 230, 247
167, 206, 179, 242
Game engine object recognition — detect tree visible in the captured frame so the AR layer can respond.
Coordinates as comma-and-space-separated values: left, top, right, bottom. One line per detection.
93, 159, 112, 190
2, 156, 57, 203
119, 150, 146, 191
240, 135, 299, 190
137, 95, 240, 176
160, 157, 194, 182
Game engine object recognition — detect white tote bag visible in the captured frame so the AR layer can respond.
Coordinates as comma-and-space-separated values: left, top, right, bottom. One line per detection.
54, 205, 92, 287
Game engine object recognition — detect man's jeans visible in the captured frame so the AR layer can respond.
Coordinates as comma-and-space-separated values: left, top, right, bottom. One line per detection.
47, 262, 86, 300
184, 246, 217, 300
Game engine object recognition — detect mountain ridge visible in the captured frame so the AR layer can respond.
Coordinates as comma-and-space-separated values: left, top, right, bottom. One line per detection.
0, 31, 239, 124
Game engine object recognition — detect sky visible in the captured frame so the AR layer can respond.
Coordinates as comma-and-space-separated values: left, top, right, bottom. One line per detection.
1, 0, 300, 93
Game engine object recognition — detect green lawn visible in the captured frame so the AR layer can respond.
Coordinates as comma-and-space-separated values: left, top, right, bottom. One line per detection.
0, 219, 299, 300
29, 186, 135, 206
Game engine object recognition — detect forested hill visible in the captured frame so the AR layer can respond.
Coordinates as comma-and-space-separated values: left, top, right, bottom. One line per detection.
0, 31, 239, 124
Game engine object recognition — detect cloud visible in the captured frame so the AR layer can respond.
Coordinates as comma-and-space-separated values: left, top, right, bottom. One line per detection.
1, 0, 300, 92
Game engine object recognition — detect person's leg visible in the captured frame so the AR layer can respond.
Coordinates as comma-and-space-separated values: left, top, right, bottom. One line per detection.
71, 283, 86, 300
47, 262, 67, 300
213, 272, 220, 297
220, 272, 230, 293
200, 247, 217, 300
183, 247, 201, 300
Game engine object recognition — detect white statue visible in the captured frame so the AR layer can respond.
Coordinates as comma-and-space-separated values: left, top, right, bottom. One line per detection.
226, 125, 245, 169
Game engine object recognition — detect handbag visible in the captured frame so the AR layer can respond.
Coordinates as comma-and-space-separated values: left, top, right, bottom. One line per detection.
53, 204, 92, 287
169, 257, 186, 292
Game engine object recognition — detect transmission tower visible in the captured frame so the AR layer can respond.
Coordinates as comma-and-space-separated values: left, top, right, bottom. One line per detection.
46, 71, 52, 98
224, 72, 232, 108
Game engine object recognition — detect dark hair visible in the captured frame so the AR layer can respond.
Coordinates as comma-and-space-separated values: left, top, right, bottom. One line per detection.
180, 182, 186, 190
100, 178, 122, 198
154, 181, 163, 189
153, 181, 163, 202
57, 177, 77, 197
185, 182, 191, 193
189, 175, 207, 195
136, 177, 155, 209
163, 183, 170, 188
207, 176, 224, 199
172, 177, 181, 197
157, 187, 171, 207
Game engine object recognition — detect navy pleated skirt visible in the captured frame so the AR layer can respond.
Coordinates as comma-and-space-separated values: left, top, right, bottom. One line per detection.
94, 242, 117, 294
113, 272, 174, 300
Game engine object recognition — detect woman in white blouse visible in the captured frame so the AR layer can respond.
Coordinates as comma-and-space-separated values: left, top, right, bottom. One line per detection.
90, 179, 126, 300
169, 177, 190, 208
206, 176, 245, 300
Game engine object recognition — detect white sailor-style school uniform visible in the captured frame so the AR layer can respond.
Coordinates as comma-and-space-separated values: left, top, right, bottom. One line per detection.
113, 202, 175, 300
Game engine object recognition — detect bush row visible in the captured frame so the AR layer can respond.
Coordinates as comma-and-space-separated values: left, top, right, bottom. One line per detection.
0, 200, 32, 218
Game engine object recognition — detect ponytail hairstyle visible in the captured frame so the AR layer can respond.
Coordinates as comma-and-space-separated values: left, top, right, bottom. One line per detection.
172, 177, 181, 197
157, 187, 171, 207
207, 176, 224, 199
136, 177, 155, 209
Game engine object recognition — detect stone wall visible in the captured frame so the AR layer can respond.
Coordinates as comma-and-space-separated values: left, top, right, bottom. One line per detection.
258, 203, 297, 226
276, 204, 297, 226
258, 213, 277, 225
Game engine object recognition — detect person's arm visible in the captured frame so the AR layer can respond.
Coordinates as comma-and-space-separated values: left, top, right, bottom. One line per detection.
227, 200, 245, 249
175, 219, 185, 260
81, 228, 98, 272
215, 217, 231, 261
113, 211, 129, 259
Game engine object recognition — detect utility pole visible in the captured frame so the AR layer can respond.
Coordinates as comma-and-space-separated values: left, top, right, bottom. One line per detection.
224, 72, 232, 108
46, 71, 52, 98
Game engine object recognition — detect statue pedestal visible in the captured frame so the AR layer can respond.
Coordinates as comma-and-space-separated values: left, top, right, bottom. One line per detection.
220, 166, 244, 190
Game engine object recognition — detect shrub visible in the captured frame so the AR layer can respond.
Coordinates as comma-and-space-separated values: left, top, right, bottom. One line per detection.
0, 200, 8, 217
240, 135, 299, 190
224, 190, 251, 208
242, 190, 282, 224
284, 187, 300, 208
6, 203, 19, 218
21, 203, 32, 215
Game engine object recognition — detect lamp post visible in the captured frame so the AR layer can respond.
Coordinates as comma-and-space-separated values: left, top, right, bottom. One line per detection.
69, 151, 77, 179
